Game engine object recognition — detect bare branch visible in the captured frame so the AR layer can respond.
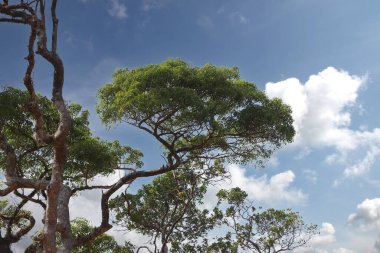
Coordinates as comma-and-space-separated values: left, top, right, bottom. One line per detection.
14, 189, 47, 209
71, 185, 112, 195
50, 0, 58, 53
0, 17, 28, 23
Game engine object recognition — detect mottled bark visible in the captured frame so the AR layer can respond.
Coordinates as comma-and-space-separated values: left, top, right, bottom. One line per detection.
0, 1, 70, 252
56, 185, 73, 253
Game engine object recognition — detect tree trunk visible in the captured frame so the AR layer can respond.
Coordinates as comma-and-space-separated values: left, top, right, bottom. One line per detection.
0, 237, 12, 253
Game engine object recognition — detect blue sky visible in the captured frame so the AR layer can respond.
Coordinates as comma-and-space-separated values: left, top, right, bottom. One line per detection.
1, 0, 380, 252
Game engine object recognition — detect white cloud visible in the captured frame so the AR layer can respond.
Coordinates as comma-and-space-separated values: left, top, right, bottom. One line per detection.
224, 165, 307, 205
344, 146, 380, 177
295, 147, 312, 160
201, 165, 306, 210
348, 198, 380, 230
303, 169, 318, 183
266, 67, 380, 179
267, 155, 279, 167
314, 223, 336, 245
266, 67, 365, 150
294, 223, 336, 253
375, 235, 380, 252
229, 11, 248, 24
332, 248, 355, 253
108, 0, 128, 19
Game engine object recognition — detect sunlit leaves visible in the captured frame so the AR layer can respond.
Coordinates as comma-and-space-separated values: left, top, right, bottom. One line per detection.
97, 59, 295, 165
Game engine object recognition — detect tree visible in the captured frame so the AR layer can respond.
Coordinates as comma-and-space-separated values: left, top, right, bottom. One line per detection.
111, 170, 222, 253
97, 58, 295, 166
0, 87, 141, 252
0, 1, 296, 251
216, 188, 318, 253
0, 1, 71, 252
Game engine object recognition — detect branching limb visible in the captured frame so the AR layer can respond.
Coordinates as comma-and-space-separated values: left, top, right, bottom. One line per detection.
73, 164, 179, 248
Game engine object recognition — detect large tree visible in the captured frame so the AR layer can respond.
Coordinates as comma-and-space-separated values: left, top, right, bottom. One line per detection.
0, 1, 296, 252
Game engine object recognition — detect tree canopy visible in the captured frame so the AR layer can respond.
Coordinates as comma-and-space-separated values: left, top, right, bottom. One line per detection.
97, 59, 295, 165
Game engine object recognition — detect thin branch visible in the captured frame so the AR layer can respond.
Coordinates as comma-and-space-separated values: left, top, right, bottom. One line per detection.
50, 0, 58, 53
136, 246, 153, 253
14, 189, 46, 209
71, 185, 112, 195
0, 17, 28, 23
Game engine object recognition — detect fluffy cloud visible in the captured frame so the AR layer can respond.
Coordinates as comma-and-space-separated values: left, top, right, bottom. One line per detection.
108, 0, 128, 19
293, 223, 355, 253
294, 223, 336, 253
266, 67, 365, 149
201, 165, 306, 210
224, 165, 307, 205
348, 198, 380, 230
312, 223, 336, 245
266, 67, 380, 178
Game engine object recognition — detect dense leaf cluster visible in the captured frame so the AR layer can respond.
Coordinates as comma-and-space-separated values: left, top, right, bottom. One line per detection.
0, 87, 142, 188
97, 59, 295, 165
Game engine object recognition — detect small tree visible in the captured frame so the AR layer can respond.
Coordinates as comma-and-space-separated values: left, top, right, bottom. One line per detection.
216, 188, 318, 253
111, 169, 223, 253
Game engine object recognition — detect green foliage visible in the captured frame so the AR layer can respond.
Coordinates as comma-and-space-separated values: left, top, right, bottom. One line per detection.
97, 59, 295, 164
70, 218, 133, 253
0, 87, 143, 187
111, 170, 219, 252
0, 199, 34, 244
174, 232, 239, 253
